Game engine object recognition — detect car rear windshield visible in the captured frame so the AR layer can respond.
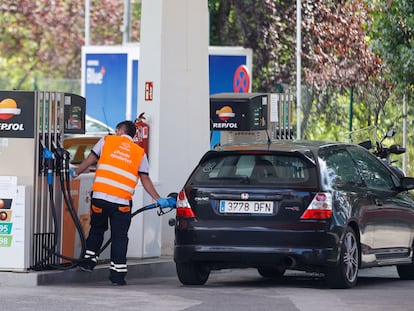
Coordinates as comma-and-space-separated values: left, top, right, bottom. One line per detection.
188, 152, 318, 187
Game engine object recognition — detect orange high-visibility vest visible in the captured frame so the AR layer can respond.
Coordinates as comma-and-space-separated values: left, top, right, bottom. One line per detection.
92, 135, 145, 200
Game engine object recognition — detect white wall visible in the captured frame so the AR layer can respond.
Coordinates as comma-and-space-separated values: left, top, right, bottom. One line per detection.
138, 0, 210, 255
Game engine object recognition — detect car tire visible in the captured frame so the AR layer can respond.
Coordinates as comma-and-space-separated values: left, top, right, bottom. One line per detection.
257, 266, 286, 278
176, 262, 210, 285
325, 226, 359, 289
397, 264, 414, 280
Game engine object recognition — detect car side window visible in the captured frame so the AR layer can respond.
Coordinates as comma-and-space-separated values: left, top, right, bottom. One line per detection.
347, 146, 395, 190
319, 148, 362, 189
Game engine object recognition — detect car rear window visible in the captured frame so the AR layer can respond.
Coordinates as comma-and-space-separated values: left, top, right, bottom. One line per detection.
188, 152, 318, 187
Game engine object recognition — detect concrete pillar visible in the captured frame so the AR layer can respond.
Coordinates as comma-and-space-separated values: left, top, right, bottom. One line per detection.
138, 0, 210, 255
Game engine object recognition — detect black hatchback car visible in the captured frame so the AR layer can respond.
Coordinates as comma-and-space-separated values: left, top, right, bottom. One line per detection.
174, 140, 414, 288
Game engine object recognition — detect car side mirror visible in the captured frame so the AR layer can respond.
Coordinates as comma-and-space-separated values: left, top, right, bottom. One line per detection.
400, 177, 414, 190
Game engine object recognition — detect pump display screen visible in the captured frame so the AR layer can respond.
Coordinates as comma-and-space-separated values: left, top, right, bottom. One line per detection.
64, 93, 86, 135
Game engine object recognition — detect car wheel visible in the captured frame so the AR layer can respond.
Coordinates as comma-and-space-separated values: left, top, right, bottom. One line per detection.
325, 227, 359, 289
176, 262, 210, 285
257, 266, 286, 278
397, 264, 414, 280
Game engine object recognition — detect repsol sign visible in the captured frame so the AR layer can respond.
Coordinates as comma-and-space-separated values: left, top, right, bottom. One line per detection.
0, 91, 35, 138
0, 123, 24, 131
212, 122, 238, 129
210, 94, 269, 132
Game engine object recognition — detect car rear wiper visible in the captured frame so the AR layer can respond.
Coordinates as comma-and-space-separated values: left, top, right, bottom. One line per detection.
210, 176, 251, 184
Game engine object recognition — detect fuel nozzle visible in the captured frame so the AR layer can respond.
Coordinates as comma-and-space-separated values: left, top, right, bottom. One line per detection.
42, 147, 54, 185
52, 142, 71, 176
52, 143, 63, 175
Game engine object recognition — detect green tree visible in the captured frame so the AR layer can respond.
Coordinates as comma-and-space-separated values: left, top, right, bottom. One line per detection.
0, 0, 140, 90
2, 0, 405, 163
208, 1, 383, 139
302, 0, 381, 89
368, 0, 414, 90
367, 0, 414, 175
209, 0, 296, 92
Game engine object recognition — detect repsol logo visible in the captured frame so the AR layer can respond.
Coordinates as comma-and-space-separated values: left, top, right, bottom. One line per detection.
0, 123, 25, 131
212, 122, 238, 129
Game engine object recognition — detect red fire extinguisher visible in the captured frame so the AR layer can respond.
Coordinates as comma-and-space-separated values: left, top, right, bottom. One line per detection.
134, 112, 150, 157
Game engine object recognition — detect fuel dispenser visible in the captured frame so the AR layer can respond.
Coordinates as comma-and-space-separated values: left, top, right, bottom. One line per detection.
210, 92, 294, 146
0, 90, 85, 271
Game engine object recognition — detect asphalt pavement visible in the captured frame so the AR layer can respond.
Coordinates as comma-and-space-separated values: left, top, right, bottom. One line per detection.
1, 264, 411, 311
1, 228, 407, 310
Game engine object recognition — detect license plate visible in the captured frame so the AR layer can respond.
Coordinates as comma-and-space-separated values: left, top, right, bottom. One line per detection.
219, 200, 274, 215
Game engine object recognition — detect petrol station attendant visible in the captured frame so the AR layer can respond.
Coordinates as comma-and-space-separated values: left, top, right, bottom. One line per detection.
71, 120, 173, 285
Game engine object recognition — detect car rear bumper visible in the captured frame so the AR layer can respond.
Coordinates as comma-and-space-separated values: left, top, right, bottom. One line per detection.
174, 224, 341, 271
174, 219, 344, 270
174, 244, 341, 270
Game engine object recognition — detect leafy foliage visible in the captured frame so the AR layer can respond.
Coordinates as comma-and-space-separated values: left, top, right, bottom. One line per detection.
0, 0, 139, 89
209, 1, 381, 92
302, 0, 381, 89
368, 0, 414, 90
1, 0, 412, 174
209, 0, 296, 92
208, 0, 386, 140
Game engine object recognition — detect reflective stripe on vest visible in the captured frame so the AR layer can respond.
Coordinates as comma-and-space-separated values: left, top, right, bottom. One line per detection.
92, 135, 144, 200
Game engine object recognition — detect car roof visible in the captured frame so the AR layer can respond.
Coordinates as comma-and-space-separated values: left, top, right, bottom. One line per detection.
214, 140, 350, 153
63, 135, 102, 148
85, 115, 115, 134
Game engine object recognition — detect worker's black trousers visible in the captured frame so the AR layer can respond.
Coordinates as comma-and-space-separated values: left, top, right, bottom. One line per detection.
86, 197, 132, 282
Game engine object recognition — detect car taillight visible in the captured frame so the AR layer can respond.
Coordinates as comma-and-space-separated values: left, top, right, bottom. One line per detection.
300, 192, 332, 220
176, 190, 196, 218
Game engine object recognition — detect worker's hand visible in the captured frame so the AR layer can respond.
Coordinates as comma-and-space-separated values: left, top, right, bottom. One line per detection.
156, 197, 170, 208
167, 197, 177, 208
69, 168, 78, 179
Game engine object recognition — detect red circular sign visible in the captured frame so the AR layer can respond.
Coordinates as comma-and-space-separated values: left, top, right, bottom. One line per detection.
233, 65, 250, 93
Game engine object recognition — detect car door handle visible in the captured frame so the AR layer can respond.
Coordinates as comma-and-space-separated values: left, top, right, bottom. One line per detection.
375, 199, 383, 206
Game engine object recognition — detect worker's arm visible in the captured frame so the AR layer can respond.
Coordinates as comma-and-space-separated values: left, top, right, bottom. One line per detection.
73, 152, 98, 176
139, 173, 161, 201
